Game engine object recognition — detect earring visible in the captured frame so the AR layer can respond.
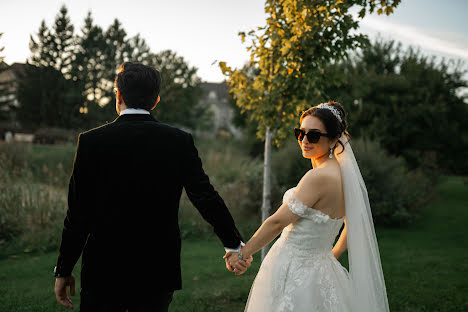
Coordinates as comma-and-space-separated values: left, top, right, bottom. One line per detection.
329, 147, 334, 158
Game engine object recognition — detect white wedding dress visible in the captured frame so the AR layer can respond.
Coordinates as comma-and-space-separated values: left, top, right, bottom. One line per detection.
244, 187, 356, 312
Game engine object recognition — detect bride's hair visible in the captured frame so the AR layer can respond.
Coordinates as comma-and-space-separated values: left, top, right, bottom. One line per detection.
300, 100, 350, 154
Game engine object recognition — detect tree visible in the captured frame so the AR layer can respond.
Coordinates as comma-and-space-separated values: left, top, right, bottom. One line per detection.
0, 32, 4, 63
29, 5, 75, 75
0, 33, 16, 122
145, 50, 206, 129
51, 5, 75, 76
17, 65, 82, 129
100, 18, 128, 106
94, 19, 154, 123
323, 39, 468, 174
17, 6, 210, 130
72, 12, 107, 127
18, 7, 82, 129
220, 0, 401, 259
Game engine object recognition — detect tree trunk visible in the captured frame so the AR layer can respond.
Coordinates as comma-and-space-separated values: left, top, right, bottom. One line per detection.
261, 127, 272, 261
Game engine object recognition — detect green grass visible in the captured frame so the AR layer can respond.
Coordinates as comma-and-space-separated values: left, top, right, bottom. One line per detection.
0, 239, 260, 312
0, 176, 467, 311
377, 175, 468, 311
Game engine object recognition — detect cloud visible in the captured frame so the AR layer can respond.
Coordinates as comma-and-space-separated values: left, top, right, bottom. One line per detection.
359, 17, 468, 61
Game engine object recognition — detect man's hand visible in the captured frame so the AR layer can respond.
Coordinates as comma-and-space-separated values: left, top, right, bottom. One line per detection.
223, 251, 253, 275
54, 275, 75, 309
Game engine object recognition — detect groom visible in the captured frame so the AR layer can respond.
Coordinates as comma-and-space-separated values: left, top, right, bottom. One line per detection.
54, 62, 250, 311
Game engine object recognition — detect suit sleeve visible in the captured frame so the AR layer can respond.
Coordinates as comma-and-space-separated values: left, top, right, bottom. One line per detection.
55, 133, 91, 277
182, 133, 243, 249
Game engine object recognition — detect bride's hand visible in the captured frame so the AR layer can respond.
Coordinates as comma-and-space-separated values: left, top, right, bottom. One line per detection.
223, 251, 252, 275
237, 256, 253, 275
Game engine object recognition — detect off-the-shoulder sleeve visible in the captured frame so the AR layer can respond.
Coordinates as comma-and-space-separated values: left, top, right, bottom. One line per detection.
287, 194, 310, 217
288, 193, 334, 223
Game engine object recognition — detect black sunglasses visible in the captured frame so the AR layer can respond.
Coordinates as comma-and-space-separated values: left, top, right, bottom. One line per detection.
294, 128, 330, 143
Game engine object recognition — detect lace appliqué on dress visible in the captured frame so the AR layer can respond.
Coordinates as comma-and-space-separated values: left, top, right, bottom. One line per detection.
287, 194, 331, 223
270, 239, 340, 312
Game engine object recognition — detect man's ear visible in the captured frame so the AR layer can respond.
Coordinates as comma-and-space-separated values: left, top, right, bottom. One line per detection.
116, 89, 123, 105
149, 96, 160, 111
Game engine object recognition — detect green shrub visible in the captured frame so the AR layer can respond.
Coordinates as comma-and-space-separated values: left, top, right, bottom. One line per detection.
33, 127, 79, 145
352, 138, 433, 226
0, 142, 70, 255
0, 142, 74, 188
271, 139, 311, 193
0, 168, 66, 255
271, 138, 433, 226
178, 137, 265, 237
0, 142, 34, 174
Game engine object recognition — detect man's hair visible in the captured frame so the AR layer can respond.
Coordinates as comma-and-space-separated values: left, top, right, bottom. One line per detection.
115, 62, 162, 110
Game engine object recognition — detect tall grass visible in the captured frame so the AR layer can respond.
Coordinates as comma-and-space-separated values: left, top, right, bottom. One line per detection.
0, 138, 265, 255
178, 137, 264, 238
0, 143, 70, 256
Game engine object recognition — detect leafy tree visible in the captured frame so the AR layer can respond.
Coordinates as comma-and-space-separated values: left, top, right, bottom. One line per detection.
0, 33, 16, 123
17, 65, 82, 129
51, 5, 75, 76
28, 20, 55, 69
72, 12, 107, 127
0, 33, 13, 121
81, 25, 206, 128
0, 32, 4, 63
145, 50, 206, 129
69, 14, 206, 128
220, 0, 401, 258
29, 5, 75, 75
323, 39, 468, 174
18, 7, 82, 129
92, 19, 155, 123
17, 5, 209, 130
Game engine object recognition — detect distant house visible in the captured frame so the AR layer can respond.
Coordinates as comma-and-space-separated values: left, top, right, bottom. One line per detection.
0, 61, 26, 124
199, 82, 241, 138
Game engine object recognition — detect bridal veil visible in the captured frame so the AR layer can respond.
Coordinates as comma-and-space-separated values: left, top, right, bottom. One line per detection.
335, 134, 390, 312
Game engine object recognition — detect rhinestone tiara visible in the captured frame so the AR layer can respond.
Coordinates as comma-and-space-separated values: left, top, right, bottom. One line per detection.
316, 103, 342, 123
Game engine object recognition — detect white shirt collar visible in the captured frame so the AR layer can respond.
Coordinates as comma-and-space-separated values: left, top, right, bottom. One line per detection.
119, 108, 150, 116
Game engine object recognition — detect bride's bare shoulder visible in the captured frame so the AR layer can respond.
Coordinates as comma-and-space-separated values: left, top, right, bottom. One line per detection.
293, 169, 333, 207
301, 168, 335, 185
296, 168, 333, 196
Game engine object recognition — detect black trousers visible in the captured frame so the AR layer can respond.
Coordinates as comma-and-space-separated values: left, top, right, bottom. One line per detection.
80, 290, 174, 312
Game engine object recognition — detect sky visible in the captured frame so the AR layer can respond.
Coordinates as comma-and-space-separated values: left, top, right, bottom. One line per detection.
1, 0, 467, 82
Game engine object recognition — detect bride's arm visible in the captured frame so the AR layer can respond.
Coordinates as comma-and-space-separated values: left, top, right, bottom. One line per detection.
332, 218, 348, 259
241, 170, 323, 259
240, 202, 301, 259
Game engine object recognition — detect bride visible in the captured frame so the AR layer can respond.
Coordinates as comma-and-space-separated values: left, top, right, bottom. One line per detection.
225, 101, 390, 311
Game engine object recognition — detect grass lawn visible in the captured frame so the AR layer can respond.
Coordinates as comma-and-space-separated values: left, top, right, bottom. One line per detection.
0, 176, 466, 311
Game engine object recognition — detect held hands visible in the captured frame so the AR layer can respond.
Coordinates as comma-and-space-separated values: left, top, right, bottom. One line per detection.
54, 275, 75, 310
223, 250, 253, 275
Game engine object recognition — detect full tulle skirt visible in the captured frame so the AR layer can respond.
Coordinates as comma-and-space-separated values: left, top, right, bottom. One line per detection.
244, 236, 357, 312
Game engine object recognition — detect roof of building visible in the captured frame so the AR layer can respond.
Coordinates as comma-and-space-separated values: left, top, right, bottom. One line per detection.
0, 61, 8, 70
9, 62, 27, 78
199, 82, 229, 100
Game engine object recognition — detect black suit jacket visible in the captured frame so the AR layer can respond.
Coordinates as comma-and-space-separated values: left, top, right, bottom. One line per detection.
55, 113, 243, 293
